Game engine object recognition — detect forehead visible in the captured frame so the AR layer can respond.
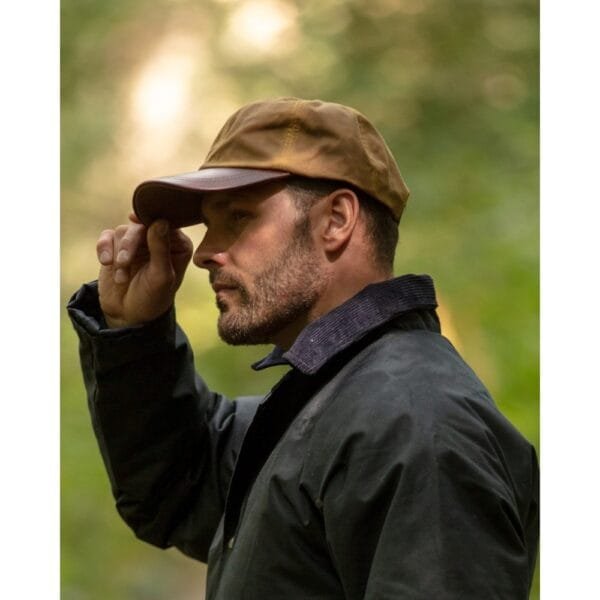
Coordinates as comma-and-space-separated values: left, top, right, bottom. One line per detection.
200, 180, 290, 216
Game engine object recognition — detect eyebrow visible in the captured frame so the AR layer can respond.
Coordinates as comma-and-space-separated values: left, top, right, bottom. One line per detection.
200, 195, 248, 225
200, 198, 225, 224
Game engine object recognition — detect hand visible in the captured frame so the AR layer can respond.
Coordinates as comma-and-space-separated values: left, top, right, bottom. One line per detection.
96, 214, 194, 328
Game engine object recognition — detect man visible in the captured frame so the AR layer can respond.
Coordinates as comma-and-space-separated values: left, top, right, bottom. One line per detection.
68, 98, 539, 599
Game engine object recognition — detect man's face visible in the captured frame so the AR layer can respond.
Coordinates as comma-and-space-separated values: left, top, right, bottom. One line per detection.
192, 181, 326, 347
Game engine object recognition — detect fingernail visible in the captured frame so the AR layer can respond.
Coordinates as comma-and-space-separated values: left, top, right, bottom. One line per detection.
157, 221, 169, 237
99, 251, 111, 264
116, 250, 129, 264
114, 268, 128, 284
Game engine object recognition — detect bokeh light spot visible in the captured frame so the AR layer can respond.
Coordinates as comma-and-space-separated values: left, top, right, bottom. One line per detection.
222, 0, 299, 59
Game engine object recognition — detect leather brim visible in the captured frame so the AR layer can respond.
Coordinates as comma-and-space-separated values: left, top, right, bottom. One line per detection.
133, 167, 291, 228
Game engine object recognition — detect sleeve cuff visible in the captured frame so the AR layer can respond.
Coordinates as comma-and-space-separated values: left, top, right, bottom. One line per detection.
66, 280, 177, 372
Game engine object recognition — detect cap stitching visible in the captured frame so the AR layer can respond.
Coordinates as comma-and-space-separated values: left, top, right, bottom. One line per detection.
281, 100, 302, 158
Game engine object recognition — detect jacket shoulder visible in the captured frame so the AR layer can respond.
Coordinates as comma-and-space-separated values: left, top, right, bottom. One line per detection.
304, 325, 533, 469
318, 327, 491, 428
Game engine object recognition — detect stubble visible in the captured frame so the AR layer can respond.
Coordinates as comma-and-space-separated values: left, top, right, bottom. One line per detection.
215, 219, 325, 345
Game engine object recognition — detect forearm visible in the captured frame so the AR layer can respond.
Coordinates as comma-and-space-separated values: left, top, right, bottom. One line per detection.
67, 281, 249, 561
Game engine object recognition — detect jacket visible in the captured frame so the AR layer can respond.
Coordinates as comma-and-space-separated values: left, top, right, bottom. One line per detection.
67, 274, 539, 600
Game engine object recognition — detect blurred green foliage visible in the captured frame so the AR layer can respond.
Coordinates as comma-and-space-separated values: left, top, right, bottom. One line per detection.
61, 0, 539, 597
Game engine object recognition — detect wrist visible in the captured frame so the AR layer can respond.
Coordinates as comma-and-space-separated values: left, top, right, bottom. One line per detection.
102, 305, 175, 330
103, 314, 137, 329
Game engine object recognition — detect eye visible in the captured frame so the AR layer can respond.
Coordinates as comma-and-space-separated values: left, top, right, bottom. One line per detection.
228, 210, 252, 225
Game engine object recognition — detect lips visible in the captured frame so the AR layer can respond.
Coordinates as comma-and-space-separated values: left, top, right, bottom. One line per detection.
212, 283, 237, 293
210, 271, 240, 293
210, 273, 247, 305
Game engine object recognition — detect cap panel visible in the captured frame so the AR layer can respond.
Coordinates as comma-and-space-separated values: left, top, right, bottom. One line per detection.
201, 98, 409, 219
204, 100, 299, 167
355, 112, 410, 216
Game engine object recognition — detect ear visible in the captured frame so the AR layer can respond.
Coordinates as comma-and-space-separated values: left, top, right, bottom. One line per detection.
318, 188, 360, 253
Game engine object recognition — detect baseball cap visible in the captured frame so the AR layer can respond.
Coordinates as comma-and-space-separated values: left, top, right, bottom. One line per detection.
133, 97, 410, 228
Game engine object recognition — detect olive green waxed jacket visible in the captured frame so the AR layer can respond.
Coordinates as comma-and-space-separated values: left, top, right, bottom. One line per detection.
68, 275, 539, 600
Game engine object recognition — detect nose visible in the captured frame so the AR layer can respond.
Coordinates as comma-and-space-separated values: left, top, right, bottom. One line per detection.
193, 229, 227, 270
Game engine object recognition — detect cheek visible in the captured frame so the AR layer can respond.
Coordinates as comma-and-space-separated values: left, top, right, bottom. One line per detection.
230, 229, 286, 270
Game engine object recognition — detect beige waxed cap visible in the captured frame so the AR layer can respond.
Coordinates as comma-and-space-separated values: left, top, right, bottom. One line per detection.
133, 97, 410, 228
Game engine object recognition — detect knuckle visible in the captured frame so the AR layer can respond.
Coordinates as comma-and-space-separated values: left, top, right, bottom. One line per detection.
121, 223, 145, 248
96, 231, 115, 261
97, 229, 114, 246
114, 225, 129, 238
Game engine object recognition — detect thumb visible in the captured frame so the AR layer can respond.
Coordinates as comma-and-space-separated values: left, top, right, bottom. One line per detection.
146, 219, 175, 285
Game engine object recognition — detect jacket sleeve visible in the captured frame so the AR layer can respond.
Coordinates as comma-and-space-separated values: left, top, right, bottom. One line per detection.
316, 389, 539, 600
67, 281, 260, 563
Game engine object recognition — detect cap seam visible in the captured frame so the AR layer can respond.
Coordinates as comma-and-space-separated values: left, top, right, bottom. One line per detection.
281, 100, 302, 159
354, 113, 378, 199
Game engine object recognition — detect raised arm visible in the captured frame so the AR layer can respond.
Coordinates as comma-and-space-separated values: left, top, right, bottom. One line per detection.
67, 218, 259, 562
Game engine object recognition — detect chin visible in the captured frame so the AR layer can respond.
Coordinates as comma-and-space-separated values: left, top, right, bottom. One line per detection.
217, 315, 274, 346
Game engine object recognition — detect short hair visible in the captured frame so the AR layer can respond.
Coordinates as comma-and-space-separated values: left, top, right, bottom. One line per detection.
285, 176, 399, 270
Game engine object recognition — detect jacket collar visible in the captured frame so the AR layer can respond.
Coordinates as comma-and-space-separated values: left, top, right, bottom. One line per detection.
252, 274, 438, 375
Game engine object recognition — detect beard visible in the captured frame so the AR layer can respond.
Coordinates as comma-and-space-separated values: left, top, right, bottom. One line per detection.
212, 219, 326, 346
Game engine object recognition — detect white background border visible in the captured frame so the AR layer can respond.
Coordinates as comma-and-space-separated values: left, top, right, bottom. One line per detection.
1, 0, 599, 597
541, 0, 600, 597
1, 1, 60, 597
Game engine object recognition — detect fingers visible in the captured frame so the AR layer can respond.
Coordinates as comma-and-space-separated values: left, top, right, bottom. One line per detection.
143, 222, 193, 294
96, 218, 188, 327
96, 222, 148, 285
114, 222, 147, 266
97, 230, 116, 265
96, 223, 146, 267
146, 220, 175, 287
96, 218, 191, 291
169, 229, 194, 288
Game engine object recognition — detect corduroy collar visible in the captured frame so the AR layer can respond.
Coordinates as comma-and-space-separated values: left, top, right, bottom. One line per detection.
252, 274, 438, 375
